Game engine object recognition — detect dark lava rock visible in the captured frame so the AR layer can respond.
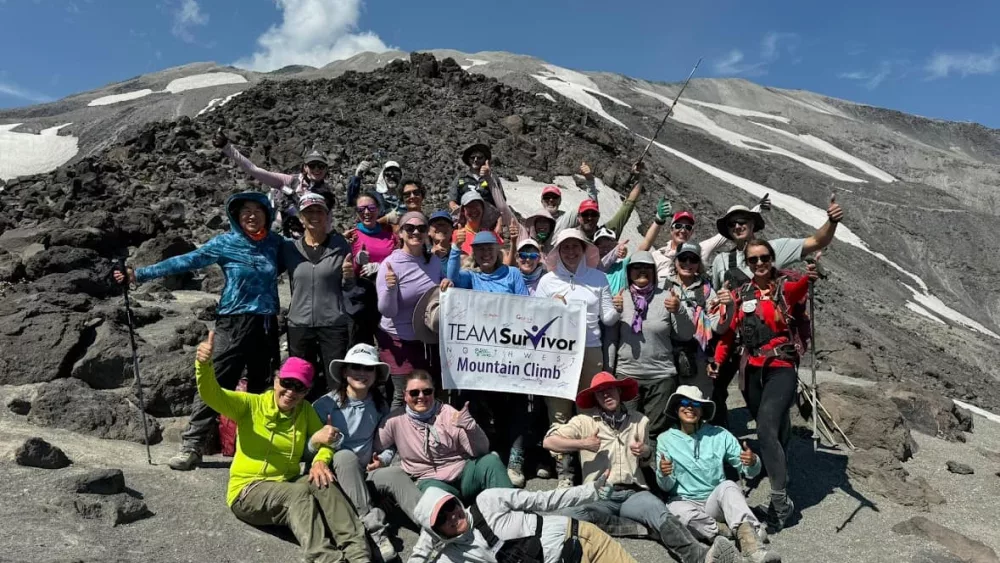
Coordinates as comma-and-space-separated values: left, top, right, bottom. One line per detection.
946, 461, 974, 475
57, 493, 153, 527
0, 295, 89, 385
14, 437, 71, 469
893, 516, 998, 562
887, 384, 973, 442
28, 379, 162, 444
138, 352, 196, 417
132, 236, 196, 290
7, 397, 31, 415
191, 298, 217, 321
23, 246, 100, 281
847, 447, 944, 510
60, 468, 125, 495
71, 321, 137, 389
820, 383, 917, 462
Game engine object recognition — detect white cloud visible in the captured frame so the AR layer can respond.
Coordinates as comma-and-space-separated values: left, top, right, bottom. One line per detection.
0, 81, 51, 104
838, 60, 897, 90
235, 0, 388, 72
925, 46, 1000, 79
761, 32, 799, 61
713, 49, 766, 76
172, 0, 209, 44
714, 31, 798, 77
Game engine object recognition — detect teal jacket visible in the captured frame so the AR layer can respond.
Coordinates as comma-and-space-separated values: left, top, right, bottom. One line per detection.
655, 424, 760, 501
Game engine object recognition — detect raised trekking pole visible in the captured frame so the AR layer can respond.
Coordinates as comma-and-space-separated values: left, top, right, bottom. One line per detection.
807, 252, 824, 451
623, 57, 703, 186
115, 260, 154, 465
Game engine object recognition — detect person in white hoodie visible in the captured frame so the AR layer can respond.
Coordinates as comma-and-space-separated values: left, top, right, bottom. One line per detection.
408, 472, 639, 563
534, 228, 621, 487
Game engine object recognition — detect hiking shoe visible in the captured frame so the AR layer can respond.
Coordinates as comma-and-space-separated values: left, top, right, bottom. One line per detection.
557, 478, 574, 489
737, 522, 780, 562
705, 536, 740, 563
508, 467, 526, 488
765, 493, 795, 533
536, 467, 553, 479
717, 522, 734, 539
167, 450, 201, 471
374, 535, 397, 561
507, 449, 526, 488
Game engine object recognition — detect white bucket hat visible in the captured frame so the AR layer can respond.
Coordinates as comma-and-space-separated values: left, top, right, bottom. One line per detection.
716, 205, 765, 239
544, 228, 601, 272
665, 385, 717, 421
329, 344, 389, 383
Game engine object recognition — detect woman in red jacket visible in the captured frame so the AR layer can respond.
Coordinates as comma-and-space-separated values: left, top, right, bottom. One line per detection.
710, 239, 818, 532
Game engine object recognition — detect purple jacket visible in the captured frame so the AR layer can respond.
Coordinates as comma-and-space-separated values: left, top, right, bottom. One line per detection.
376, 249, 443, 340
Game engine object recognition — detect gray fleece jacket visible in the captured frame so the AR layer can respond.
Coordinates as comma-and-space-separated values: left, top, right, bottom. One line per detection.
281, 233, 359, 327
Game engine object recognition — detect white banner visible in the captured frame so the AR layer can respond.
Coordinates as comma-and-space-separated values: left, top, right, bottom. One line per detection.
439, 288, 586, 400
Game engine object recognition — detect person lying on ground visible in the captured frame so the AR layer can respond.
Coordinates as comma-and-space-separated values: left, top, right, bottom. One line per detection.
608, 251, 696, 441
656, 386, 780, 563
375, 371, 513, 504
408, 472, 641, 563
544, 373, 741, 563
114, 192, 281, 471
711, 240, 820, 532
375, 212, 445, 408
193, 333, 371, 563
310, 343, 422, 562
282, 193, 358, 401
214, 130, 334, 237
347, 159, 403, 216
534, 229, 620, 487
447, 142, 513, 231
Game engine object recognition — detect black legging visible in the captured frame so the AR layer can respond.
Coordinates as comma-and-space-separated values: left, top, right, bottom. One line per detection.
743, 364, 797, 492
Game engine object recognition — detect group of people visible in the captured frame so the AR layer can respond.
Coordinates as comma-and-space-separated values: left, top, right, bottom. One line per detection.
115, 135, 843, 563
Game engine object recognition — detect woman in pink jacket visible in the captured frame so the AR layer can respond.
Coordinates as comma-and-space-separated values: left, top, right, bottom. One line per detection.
375, 371, 512, 503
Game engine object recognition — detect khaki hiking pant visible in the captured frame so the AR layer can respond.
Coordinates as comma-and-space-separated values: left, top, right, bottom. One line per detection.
576, 520, 639, 563
231, 477, 371, 563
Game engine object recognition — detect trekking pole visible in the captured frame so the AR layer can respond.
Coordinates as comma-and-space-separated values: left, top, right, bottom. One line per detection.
624, 58, 703, 186
115, 260, 154, 464
806, 253, 824, 452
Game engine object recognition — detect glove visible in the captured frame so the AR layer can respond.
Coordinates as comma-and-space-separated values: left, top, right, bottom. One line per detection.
655, 197, 672, 224
355, 160, 373, 176
360, 262, 380, 277
758, 193, 772, 211
212, 128, 228, 149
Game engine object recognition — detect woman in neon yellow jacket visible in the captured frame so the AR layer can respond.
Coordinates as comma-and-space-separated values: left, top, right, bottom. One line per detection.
193, 332, 371, 563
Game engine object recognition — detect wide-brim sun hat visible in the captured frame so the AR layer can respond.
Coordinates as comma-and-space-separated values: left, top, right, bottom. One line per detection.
716, 205, 765, 239
576, 372, 639, 409
544, 228, 600, 272
665, 385, 716, 421
329, 343, 390, 383
462, 143, 492, 166
412, 287, 441, 345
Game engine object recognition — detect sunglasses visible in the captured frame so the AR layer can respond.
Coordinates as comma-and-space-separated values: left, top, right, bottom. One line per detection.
678, 398, 702, 409
581, 212, 600, 220
542, 195, 561, 202
278, 378, 307, 394
403, 189, 424, 199
728, 219, 750, 228
518, 251, 540, 261
408, 388, 434, 398
671, 222, 694, 232
346, 363, 376, 373
357, 204, 379, 215
306, 162, 328, 170
746, 254, 773, 266
402, 223, 429, 235
677, 254, 701, 265
468, 154, 487, 163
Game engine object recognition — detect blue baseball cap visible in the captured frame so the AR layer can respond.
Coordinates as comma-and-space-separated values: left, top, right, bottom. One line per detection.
472, 231, 499, 246
429, 210, 453, 224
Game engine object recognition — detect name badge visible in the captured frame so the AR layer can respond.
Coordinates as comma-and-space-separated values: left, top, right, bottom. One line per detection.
742, 299, 758, 314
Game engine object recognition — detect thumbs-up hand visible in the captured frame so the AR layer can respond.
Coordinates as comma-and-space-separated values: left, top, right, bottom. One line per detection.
479, 160, 491, 177
828, 193, 843, 223
707, 361, 719, 380
665, 293, 681, 313
594, 468, 612, 499
455, 228, 467, 247
342, 253, 354, 281
740, 441, 756, 466
716, 281, 733, 306
384, 263, 398, 290
758, 192, 772, 211
580, 161, 593, 178
659, 453, 673, 476
581, 429, 602, 453
617, 240, 629, 260
212, 127, 228, 149
196, 331, 215, 364
452, 401, 475, 430
655, 197, 672, 223
629, 437, 648, 458
612, 288, 626, 313
806, 262, 820, 282
366, 453, 385, 472
311, 414, 342, 448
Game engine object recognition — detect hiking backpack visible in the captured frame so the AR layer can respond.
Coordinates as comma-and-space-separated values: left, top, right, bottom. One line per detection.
736, 272, 811, 360
671, 280, 713, 379
469, 504, 545, 563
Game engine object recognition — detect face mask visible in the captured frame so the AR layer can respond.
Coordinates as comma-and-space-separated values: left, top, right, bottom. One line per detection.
536, 231, 550, 242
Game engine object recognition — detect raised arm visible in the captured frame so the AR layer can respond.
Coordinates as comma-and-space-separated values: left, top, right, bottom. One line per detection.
801, 195, 843, 256
222, 144, 294, 189
135, 239, 222, 283
446, 246, 474, 289
604, 181, 643, 237
449, 403, 490, 458
194, 334, 252, 421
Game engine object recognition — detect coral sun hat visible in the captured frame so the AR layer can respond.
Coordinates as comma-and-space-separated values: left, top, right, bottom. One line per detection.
576, 372, 639, 409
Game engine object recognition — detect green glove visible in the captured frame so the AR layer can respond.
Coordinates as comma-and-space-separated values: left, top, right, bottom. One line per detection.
655, 197, 672, 224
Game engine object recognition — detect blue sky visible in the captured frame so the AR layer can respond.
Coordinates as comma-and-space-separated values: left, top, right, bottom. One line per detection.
1, 0, 999, 128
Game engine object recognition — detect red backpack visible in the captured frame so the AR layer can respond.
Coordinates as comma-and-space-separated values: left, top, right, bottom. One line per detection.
217, 377, 248, 457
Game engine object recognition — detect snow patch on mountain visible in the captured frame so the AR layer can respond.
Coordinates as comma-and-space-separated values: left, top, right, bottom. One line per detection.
196, 91, 244, 117
0, 123, 79, 180
40, 123, 72, 136
164, 72, 247, 93
752, 121, 896, 182
88, 89, 155, 107
686, 100, 791, 124
461, 59, 489, 70
536, 93, 556, 103
906, 302, 946, 324
634, 88, 866, 184
532, 65, 631, 128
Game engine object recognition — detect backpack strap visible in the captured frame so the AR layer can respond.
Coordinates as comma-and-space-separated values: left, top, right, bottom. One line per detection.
470, 504, 499, 548
728, 250, 738, 270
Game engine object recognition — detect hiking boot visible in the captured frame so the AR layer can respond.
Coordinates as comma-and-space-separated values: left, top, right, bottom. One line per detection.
765, 491, 795, 533
737, 522, 781, 563
373, 533, 397, 561
167, 450, 201, 471
557, 477, 574, 489
507, 448, 526, 488
717, 522, 734, 539
536, 466, 553, 479
705, 536, 740, 563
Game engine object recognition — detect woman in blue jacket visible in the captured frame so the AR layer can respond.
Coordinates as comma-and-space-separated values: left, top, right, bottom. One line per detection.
116, 191, 282, 471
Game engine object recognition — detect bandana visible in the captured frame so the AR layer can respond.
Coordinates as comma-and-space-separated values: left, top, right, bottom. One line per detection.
600, 406, 629, 431
406, 402, 442, 458
521, 265, 545, 285
246, 229, 268, 242
536, 231, 550, 242
356, 222, 381, 236
629, 283, 656, 333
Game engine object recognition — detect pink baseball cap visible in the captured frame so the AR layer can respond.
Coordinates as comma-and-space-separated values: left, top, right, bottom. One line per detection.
672, 211, 695, 224
578, 200, 600, 214
278, 357, 314, 388
542, 185, 562, 197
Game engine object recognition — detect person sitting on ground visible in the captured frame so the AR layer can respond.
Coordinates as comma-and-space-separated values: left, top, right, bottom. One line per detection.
656, 386, 779, 563
544, 373, 740, 563
214, 130, 334, 237
447, 142, 513, 231
347, 159, 403, 215
609, 250, 695, 440
311, 344, 423, 561
114, 192, 282, 471
376, 371, 513, 503
193, 333, 371, 562
712, 240, 820, 532
666, 243, 735, 399
707, 195, 842, 429
452, 191, 503, 256
534, 229, 621, 487
283, 193, 358, 401
427, 210, 455, 262
376, 212, 445, 407
408, 472, 640, 563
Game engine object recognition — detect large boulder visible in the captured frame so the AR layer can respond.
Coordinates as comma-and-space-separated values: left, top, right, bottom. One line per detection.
847, 447, 944, 510
70, 321, 137, 389
28, 379, 162, 444
138, 352, 196, 416
132, 236, 196, 290
23, 246, 100, 281
0, 247, 24, 282
14, 437, 72, 469
885, 383, 973, 442
0, 295, 90, 385
0, 226, 49, 259
818, 382, 917, 461
31, 269, 113, 298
